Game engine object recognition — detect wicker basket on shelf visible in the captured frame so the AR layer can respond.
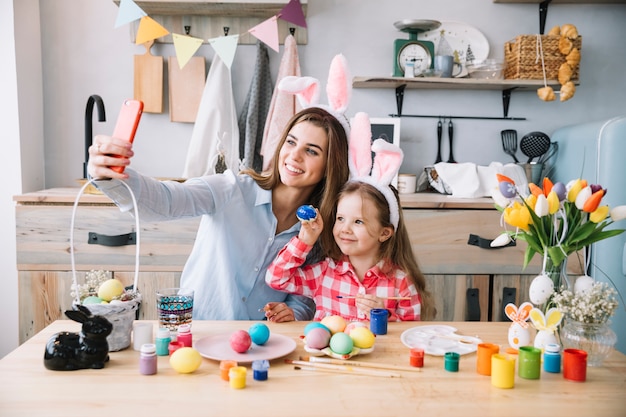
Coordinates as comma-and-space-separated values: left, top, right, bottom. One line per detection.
504, 34, 582, 80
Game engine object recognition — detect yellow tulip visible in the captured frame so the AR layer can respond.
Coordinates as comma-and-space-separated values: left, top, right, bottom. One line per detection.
525, 194, 537, 211
547, 191, 560, 214
590, 206, 609, 223
504, 202, 531, 231
567, 179, 583, 202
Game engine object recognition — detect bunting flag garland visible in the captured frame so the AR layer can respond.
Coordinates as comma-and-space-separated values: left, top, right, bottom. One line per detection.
135, 16, 170, 45
115, 0, 307, 64
172, 33, 205, 69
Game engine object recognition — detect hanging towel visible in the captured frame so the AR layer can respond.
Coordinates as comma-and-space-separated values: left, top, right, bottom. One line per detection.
260, 34, 301, 171
182, 54, 240, 178
238, 41, 273, 172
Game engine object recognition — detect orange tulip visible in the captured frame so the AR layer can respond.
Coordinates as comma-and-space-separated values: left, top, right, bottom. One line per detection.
528, 183, 543, 197
542, 177, 553, 196
583, 190, 604, 213
497, 174, 515, 184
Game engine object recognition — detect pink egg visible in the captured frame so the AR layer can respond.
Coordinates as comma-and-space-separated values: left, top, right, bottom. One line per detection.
230, 330, 252, 353
344, 321, 367, 334
306, 327, 331, 350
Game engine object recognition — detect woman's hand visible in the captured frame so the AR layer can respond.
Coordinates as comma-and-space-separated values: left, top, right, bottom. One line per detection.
355, 294, 385, 319
262, 302, 296, 322
87, 134, 134, 180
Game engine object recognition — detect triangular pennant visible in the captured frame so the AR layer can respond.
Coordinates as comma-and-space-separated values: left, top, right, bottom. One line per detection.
248, 16, 279, 53
208, 35, 240, 69
114, 0, 146, 28
135, 16, 170, 44
279, 0, 307, 28
172, 33, 204, 69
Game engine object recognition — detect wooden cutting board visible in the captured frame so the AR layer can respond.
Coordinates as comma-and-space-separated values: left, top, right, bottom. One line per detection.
134, 40, 163, 113
168, 56, 206, 123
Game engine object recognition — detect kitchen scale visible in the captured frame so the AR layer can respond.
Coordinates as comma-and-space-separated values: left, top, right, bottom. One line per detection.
393, 19, 440, 77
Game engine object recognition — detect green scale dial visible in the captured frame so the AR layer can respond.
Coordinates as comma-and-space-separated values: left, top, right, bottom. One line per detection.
393, 19, 440, 77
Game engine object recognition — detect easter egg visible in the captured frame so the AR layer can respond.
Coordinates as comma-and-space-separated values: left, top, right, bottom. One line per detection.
304, 322, 331, 336
349, 327, 375, 349
169, 347, 202, 373
329, 332, 354, 355
574, 275, 594, 294
321, 315, 347, 334
528, 274, 555, 305
249, 323, 270, 345
296, 205, 317, 221
306, 327, 331, 350
82, 296, 103, 305
344, 321, 367, 334
97, 278, 124, 302
230, 330, 252, 353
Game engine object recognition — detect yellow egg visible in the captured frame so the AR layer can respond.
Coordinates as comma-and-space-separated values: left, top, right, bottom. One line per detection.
350, 327, 375, 349
97, 279, 124, 302
169, 347, 202, 374
321, 315, 347, 334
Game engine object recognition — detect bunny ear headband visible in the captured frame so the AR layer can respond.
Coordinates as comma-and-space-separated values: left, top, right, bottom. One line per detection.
349, 112, 404, 230
278, 53, 352, 137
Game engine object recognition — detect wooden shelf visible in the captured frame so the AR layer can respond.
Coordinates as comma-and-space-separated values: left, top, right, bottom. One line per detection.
112, 0, 307, 17
494, 0, 625, 3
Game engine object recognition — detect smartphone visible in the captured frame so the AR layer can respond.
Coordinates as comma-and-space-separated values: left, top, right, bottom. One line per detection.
110, 99, 143, 173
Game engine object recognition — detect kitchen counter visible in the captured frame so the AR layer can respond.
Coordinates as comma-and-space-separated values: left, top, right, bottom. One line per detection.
0, 320, 624, 417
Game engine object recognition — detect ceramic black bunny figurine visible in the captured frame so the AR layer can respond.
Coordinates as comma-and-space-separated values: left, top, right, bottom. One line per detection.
44, 304, 113, 371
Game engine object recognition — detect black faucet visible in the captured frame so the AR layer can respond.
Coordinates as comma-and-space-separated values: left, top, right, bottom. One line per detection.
84, 95, 106, 178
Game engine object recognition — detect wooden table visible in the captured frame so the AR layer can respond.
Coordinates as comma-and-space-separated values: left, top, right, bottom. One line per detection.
1, 321, 624, 417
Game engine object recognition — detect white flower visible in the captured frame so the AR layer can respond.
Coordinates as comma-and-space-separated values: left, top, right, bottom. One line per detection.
610, 205, 626, 222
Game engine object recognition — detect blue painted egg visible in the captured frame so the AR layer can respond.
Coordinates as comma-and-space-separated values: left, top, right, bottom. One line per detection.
296, 205, 317, 221
249, 322, 270, 345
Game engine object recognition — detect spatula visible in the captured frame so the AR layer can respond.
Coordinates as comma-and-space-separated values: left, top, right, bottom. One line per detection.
501, 129, 519, 163
435, 119, 443, 163
520, 131, 551, 163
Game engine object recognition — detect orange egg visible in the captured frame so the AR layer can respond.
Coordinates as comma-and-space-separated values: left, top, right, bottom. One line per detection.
321, 315, 347, 334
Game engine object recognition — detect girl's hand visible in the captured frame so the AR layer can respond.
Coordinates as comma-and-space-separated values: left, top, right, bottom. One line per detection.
262, 302, 296, 322
87, 134, 134, 180
355, 294, 385, 319
298, 208, 323, 246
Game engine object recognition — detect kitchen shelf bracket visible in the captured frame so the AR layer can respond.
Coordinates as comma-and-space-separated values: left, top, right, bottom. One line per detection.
395, 84, 406, 117
502, 88, 514, 118
539, 0, 553, 34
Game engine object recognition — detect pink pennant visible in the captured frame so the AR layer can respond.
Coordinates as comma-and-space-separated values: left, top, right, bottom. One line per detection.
249, 16, 279, 52
279, 0, 307, 28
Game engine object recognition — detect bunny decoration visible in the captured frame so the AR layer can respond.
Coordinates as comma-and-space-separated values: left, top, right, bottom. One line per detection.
504, 302, 533, 350
44, 304, 113, 371
529, 307, 563, 350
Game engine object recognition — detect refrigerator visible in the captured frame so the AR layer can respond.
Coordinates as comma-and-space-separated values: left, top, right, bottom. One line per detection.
552, 115, 626, 354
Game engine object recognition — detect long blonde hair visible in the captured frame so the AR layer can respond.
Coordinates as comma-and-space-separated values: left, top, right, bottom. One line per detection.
327, 181, 436, 320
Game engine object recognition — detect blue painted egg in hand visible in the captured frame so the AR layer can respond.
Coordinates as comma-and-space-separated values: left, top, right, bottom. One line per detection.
296, 205, 317, 221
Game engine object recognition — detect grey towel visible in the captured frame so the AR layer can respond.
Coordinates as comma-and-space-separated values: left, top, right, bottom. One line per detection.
238, 41, 273, 172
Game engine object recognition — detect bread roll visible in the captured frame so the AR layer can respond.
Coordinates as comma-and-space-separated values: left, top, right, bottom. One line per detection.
537, 86, 556, 102
559, 36, 573, 55
548, 25, 561, 36
566, 48, 581, 67
560, 82, 576, 102
561, 24, 579, 40
558, 63, 573, 85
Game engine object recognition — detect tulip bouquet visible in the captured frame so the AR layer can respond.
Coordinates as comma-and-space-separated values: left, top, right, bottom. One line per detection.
492, 175, 626, 270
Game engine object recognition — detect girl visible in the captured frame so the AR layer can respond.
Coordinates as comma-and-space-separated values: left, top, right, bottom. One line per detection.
266, 131, 435, 322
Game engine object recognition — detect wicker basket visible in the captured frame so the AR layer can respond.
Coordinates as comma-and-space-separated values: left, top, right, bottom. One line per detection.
504, 34, 582, 80
70, 179, 142, 351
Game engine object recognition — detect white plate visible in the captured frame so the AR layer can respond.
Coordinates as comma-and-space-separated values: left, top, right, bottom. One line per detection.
400, 325, 482, 356
418, 21, 490, 77
195, 332, 296, 363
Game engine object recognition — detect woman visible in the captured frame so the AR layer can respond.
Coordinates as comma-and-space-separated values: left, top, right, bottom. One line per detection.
88, 107, 350, 322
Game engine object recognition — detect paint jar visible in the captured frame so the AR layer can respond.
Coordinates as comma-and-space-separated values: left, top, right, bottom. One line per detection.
444, 352, 460, 372
177, 324, 193, 348
409, 348, 424, 368
369, 309, 389, 335
491, 354, 516, 389
252, 359, 270, 381
155, 327, 171, 356
220, 360, 238, 381
168, 340, 184, 356
518, 346, 542, 379
543, 343, 561, 373
229, 366, 247, 389
476, 343, 500, 376
139, 343, 157, 375
563, 348, 587, 382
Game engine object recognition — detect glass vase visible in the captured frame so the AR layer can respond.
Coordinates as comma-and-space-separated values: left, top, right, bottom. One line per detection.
560, 318, 617, 367
545, 257, 570, 292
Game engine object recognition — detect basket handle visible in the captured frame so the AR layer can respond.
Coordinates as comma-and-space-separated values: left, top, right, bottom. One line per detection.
70, 179, 141, 305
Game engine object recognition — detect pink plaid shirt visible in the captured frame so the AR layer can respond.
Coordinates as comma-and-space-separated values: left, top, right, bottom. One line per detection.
266, 237, 422, 321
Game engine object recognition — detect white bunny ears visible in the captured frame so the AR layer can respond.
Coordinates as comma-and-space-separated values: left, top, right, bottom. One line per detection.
349, 112, 404, 230
278, 54, 352, 136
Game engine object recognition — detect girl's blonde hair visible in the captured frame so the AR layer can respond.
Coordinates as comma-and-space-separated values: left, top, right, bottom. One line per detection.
328, 181, 436, 320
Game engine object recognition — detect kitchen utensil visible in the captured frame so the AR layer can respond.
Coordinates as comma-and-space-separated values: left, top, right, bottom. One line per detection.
435, 119, 443, 163
447, 119, 456, 162
168, 56, 206, 123
134, 40, 163, 113
501, 129, 519, 163
538, 141, 559, 178
520, 131, 551, 163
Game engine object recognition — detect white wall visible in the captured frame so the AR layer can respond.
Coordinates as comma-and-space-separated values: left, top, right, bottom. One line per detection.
3, 0, 626, 357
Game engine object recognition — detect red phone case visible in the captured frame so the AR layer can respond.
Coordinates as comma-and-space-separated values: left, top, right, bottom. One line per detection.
110, 99, 143, 174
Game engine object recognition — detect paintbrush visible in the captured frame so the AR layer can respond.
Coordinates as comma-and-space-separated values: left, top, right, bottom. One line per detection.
299, 356, 421, 373
286, 359, 401, 377
335, 295, 411, 300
